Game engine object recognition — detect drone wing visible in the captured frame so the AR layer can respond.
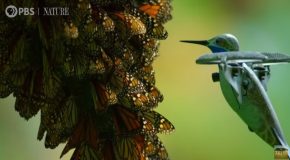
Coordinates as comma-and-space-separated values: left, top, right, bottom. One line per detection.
196, 51, 290, 65
195, 51, 267, 64
257, 52, 290, 65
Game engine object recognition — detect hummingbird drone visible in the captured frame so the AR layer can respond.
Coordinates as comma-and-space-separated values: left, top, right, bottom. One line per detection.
181, 34, 290, 159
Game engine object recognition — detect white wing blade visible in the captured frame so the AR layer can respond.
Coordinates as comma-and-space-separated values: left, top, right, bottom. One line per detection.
196, 51, 267, 64
257, 52, 290, 66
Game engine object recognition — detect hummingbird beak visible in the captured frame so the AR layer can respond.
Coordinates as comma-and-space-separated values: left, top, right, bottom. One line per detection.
180, 40, 209, 46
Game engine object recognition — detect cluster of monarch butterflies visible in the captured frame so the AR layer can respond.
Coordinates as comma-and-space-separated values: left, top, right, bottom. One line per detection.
0, 0, 174, 159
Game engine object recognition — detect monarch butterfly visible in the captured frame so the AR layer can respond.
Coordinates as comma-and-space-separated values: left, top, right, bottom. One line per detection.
144, 134, 169, 159
0, 46, 9, 70
90, 0, 127, 7
62, 50, 91, 79
121, 47, 136, 69
43, 72, 62, 99
154, 0, 173, 23
114, 12, 147, 36
61, 114, 100, 159
14, 95, 40, 120
13, 70, 49, 119
91, 7, 115, 32
120, 72, 162, 110
113, 134, 145, 160
102, 141, 116, 160
71, 143, 100, 160
37, 93, 69, 148
139, 4, 161, 18
142, 110, 174, 134
0, 79, 13, 98
149, 86, 163, 103
6, 64, 29, 88
140, 36, 160, 52
63, 96, 79, 129
144, 137, 155, 155
122, 73, 146, 95
149, 23, 168, 40
88, 58, 106, 75
112, 105, 143, 135
64, 22, 79, 39
138, 65, 155, 86
133, 92, 152, 108
138, 0, 172, 24
0, 0, 173, 159
93, 83, 118, 110
111, 68, 163, 110
129, 35, 160, 66
102, 15, 115, 32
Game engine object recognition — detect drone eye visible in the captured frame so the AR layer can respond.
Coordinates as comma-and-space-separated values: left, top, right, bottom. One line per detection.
216, 38, 223, 45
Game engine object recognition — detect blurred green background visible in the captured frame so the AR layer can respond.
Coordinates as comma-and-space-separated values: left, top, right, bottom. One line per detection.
1, 0, 290, 159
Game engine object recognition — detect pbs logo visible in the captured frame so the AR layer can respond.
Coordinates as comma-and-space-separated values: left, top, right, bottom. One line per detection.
5, 5, 17, 18
5, 5, 34, 18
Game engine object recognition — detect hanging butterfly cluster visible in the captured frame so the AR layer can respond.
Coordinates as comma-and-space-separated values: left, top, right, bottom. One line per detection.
0, 0, 174, 159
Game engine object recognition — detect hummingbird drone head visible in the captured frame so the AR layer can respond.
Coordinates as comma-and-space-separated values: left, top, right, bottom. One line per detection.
207, 34, 240, 52
181, 33, 240, 53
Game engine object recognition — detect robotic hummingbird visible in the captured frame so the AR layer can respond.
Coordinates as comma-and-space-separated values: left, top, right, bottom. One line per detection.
181, 34, 290, 159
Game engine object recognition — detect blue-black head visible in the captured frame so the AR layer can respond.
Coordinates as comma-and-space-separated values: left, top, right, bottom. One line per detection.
181, 33, 240, 53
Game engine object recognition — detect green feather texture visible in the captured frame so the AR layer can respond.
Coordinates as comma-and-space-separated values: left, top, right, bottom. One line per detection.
0, 0, 174, 159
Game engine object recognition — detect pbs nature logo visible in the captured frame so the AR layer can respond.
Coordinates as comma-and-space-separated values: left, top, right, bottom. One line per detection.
5, 5, 69, 18
5, 5, 34, 18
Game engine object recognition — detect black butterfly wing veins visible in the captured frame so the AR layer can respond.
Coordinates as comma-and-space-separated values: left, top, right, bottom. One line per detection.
0, 0, 173, 159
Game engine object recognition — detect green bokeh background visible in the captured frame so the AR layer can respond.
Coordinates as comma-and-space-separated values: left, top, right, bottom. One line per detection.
1, 0, 290, 159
